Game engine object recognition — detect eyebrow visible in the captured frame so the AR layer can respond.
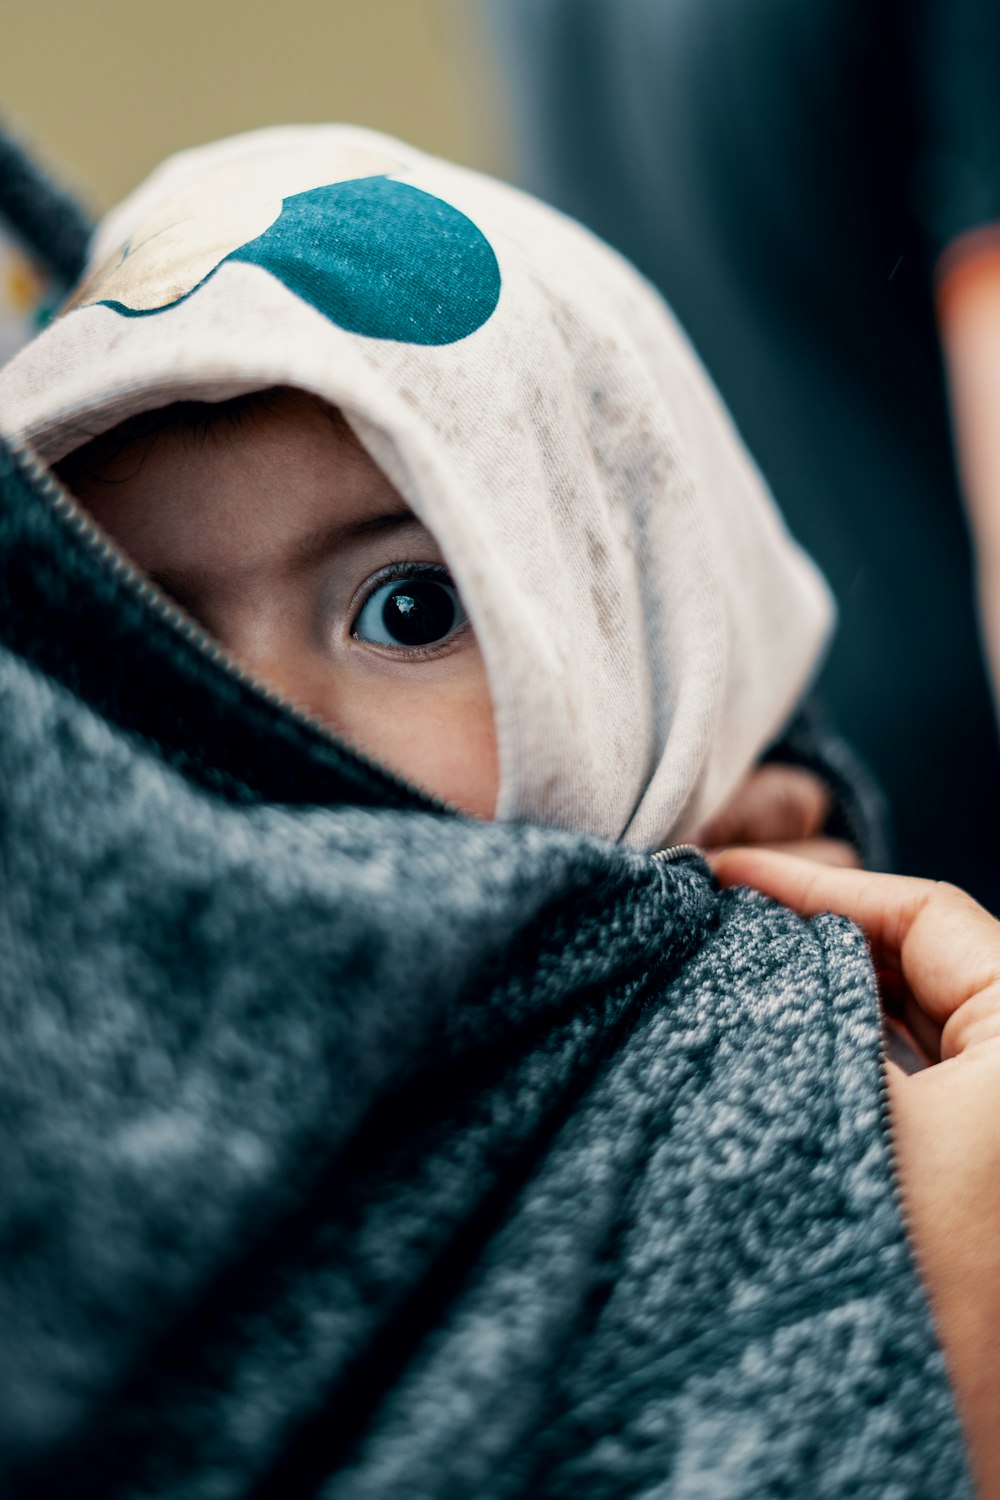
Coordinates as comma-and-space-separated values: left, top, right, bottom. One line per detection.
147, 507, 426, 603
289, 507, 423, 569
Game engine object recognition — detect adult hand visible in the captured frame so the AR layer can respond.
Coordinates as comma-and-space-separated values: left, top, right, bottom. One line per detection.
690, 764, 859, 867
712, 850, 1000, 1500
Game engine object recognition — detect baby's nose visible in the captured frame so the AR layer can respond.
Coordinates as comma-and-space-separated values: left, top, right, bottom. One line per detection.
219, 612, 343, 731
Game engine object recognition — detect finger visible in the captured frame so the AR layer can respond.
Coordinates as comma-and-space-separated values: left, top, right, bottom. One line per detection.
702, 837, 859, 869
693, 764, 832, 848
711, 850, 1000, 1028
941, 984, 1000, 1060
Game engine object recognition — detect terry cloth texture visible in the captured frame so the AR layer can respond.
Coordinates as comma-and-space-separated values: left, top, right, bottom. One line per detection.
0, 435, 972, 1500
0, 123, 832, 848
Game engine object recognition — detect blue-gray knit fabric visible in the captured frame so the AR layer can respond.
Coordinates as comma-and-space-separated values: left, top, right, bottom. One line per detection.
0, 438, 972, 1499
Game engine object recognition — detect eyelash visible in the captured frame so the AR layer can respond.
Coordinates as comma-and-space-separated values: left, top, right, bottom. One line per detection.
349, 561, 469, 658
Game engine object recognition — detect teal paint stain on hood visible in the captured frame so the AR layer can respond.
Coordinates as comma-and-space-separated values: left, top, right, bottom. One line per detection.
99, 177, 502, 346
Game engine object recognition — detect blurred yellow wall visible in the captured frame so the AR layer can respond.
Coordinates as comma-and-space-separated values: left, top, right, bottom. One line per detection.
0, 0, 510, 211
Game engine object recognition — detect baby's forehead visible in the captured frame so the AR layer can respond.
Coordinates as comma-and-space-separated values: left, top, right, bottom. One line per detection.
59, 386, 371, 486
54, 385, 433, 583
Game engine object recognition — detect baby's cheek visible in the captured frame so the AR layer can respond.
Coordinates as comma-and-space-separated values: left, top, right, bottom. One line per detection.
341, 653, 498, 819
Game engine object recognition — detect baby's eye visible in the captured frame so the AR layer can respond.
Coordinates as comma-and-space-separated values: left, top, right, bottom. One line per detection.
353, 569, 469, 649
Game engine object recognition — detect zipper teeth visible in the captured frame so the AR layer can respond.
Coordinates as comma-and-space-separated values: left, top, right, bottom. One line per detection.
651, 842, 703, 865
11, 440, 464, 819
876, 1013, 922, 1282
12, 444, 719, 853
867, 942, 930, 1336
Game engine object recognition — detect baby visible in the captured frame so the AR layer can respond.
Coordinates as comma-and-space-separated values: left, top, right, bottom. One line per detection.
0, 123, 830, 848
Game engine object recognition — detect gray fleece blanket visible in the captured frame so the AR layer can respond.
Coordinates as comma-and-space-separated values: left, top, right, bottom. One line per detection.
0, 431, 972, 1500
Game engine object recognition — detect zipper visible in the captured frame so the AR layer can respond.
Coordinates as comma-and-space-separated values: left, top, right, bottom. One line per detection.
651, 843, 703, 865
876, 998, 926, 1283
11, 442, 720, 858
10, 438, 467, 820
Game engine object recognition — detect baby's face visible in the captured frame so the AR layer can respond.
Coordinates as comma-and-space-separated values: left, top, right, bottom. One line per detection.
62, 390, 498, 817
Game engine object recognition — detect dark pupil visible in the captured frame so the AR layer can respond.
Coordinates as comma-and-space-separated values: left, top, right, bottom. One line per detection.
383, 581, 456, 646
